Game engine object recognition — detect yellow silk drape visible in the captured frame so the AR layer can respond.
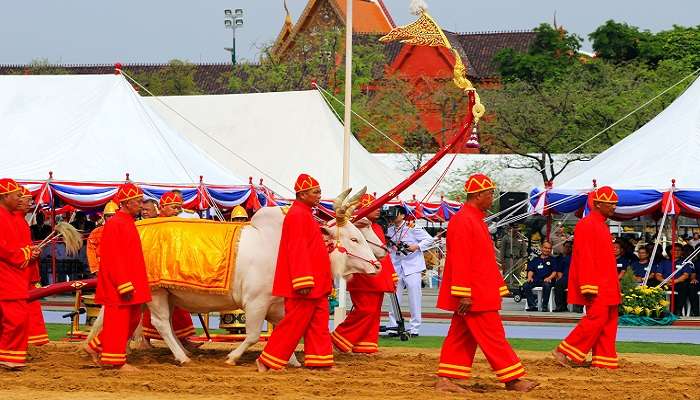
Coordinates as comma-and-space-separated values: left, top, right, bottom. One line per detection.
136, 218, 245, 294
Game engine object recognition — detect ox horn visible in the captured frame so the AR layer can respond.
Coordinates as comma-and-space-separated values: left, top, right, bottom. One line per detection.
334, 187, 353, 226
344, 186, 367, 208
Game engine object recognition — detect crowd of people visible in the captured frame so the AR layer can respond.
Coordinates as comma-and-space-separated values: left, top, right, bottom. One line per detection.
521, 234, 699, 316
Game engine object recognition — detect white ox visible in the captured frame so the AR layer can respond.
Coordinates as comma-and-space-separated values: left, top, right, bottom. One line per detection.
87, 188, 384, 366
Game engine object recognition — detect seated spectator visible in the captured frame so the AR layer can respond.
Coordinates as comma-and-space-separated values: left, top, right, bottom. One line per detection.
631, 247, 652, 282
671, 245, 699, 316
523, 241, 558, 312
31, 212, 52, 241
686, 269, 699, 317
653, 245, 681, 285
615, 240, 633, 279
689, 233, 700, 248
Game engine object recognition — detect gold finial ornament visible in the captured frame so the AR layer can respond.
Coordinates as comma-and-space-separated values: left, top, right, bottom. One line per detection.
379, 9, 485, 123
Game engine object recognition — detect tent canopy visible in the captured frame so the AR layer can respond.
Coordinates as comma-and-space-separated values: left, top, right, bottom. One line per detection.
144, 90, 404, 197
0, 74, 243, 185
533, 76, 700, 218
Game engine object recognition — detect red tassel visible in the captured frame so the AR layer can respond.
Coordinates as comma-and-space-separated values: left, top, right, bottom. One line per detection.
465, 127, 480, 149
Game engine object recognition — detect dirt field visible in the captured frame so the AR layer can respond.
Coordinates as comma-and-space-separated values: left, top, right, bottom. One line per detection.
0, 342, 698, 400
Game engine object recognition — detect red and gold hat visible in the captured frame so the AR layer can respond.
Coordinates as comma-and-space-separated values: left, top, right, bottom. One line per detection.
19, 186, 33, 198
159, 191, 183, 207
0, 178, 21, 195
359, 193, 376, 208
592, 186, 618, 203
294, 173, 320, 193
114, 183, 143, 203
464, 173, 496, 194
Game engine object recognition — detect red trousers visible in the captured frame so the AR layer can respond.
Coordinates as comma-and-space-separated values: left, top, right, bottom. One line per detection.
557, 302, 618, 368
331, 291, 383, 354
27, 299, 49, 346
0, 300, 29, 365
438, 311, 525, 383
88, 304, 142, 366
258, 297, 333, 370
141, 307, 196, 340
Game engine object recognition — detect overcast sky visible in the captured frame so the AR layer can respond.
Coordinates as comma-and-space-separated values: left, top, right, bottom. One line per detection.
1, 0, 698, 65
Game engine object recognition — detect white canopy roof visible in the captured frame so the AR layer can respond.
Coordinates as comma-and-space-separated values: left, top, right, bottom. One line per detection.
144, 91, 404, 197
552, 76, 700, 191
0, 74, 243, 185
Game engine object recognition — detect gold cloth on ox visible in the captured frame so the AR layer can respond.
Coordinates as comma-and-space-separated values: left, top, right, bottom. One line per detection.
136, 218, 245, 295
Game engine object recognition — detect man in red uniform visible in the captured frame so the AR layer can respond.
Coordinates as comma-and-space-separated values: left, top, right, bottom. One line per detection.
0, 178, 40, 370
257, 173, 333, 371
85, 183, 151, 371
15, 187, 50, 347
141, 191, 197, 345
553, 186, 620, 369
331, 193, 397, 354
436, 174, 538, 393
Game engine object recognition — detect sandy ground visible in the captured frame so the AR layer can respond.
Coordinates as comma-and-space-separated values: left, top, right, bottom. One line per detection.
0, 342, 698, 400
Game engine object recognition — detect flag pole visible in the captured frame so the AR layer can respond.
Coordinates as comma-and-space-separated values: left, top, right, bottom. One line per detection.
334, 0, 353, 328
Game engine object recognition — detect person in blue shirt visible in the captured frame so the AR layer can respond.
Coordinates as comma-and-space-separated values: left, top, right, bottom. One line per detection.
630, 246, 652, 282
553, 241, 572, 312
614, 240, 633, 279
669, 245, 699, 316
523, 241, 558, 312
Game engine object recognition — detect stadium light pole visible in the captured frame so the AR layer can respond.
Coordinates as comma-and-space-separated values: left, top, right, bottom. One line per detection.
224, 8, 244, 65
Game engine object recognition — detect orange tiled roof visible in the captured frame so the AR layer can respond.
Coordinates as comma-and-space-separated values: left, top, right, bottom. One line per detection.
333, 0, 394, 33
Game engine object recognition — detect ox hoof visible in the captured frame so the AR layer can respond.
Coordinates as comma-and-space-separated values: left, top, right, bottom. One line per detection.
224, 358, 238, 366
289, 360, 302, 368
177, 358, 192, 366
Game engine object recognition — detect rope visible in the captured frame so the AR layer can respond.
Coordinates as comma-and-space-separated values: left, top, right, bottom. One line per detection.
29, 178, 51, 224
120, 70, 295, 197
314, 84, 417, 169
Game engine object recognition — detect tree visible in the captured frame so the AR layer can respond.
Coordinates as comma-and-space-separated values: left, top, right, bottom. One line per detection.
589, 20, 661, 65
494, 23, 583, 84
128, 60, 201, 96
480, 59, 693, 185
657, 25, 700, 69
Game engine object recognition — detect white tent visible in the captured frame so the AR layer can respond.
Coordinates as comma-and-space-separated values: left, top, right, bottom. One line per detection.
552, 76, 700, 191
0, 74, 243, 185
143, 91, 404, 197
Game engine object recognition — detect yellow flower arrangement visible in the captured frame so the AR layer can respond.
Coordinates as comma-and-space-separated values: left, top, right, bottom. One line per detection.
621, 285, 668, 318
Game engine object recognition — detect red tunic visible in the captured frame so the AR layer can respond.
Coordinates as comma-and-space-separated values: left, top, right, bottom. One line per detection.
567, 210, 621, 306
347, 223, 397, 293
14, 212, 40, 284
272, 201, 331, 299
0, 207, 32, 300
95, 210, 151, 306
437, 204, 508, 312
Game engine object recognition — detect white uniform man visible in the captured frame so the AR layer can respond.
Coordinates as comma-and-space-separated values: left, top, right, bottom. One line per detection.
386, 206, 434, 336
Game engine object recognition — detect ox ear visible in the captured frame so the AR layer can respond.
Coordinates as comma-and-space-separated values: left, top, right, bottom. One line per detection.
320, 225, 336, 239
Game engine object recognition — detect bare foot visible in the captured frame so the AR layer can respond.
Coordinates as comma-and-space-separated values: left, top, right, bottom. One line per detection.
435, 377, 469, 393
551, 349, 571, 368
82, 344, 101, 366
116, 363, 140, 373
256, 358, 269, 372
0, 361, 25, 371
505, 379, 539, 392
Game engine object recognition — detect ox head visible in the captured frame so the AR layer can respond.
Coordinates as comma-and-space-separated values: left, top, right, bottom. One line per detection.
323, 187, 381, 278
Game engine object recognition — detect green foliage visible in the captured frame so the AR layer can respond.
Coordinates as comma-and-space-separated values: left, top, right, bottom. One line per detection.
480, 58, 694, 184
9, 58, 70, 75
657, 25, 700, 69
127, 59, 201, 96
589, 20, 662, 65
494, 23, 582, 84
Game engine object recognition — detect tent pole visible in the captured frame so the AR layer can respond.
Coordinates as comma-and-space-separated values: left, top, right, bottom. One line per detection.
334, 0, 353, 328
670, 216, 677, 314
51, 198, 57, 284
545, 180, 553, 241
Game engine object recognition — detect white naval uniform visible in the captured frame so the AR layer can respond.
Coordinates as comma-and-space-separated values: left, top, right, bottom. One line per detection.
386, 222, 434, 334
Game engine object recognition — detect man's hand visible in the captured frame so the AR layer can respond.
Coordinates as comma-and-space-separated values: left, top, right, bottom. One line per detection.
407, 244, 419, 252
122, 291, 134, 302
30, 246, 41, 260
691, 278, 699, 285
527, 277, 534, 283
583, 292, 596, 302
544, 277, 553, 283
297, 288, 311, 296
456, 297, 472, 315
